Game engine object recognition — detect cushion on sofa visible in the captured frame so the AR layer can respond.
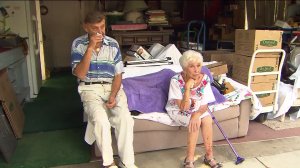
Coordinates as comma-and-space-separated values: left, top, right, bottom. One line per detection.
133, 105, 239, 132
134, 119, 179, 132
179, 105, 239, 131
213, 105, 240, 121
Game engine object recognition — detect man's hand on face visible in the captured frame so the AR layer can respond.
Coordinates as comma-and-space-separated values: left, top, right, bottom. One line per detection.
88, 32, 103, 49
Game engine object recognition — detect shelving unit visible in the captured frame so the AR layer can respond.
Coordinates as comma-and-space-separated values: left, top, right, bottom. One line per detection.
110, 29, 174, 47
248, 49, 286, 120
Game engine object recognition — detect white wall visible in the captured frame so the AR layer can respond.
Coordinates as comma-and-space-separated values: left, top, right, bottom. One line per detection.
0, 1, 28, 36
41, 1, 81, 68
0, 0, 93, 69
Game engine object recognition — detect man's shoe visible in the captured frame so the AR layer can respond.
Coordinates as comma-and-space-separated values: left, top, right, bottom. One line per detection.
118, 161, 138, 168
103, 162, 118, 168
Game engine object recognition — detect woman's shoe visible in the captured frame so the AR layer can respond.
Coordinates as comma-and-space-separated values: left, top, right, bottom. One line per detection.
183, 158, 195, 168
203, 156, 222, 168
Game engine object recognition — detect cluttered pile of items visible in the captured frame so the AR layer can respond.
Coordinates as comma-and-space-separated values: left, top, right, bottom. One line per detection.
123, 43, 229, 80
124, 43, 181, 67
122, 43, 231, 97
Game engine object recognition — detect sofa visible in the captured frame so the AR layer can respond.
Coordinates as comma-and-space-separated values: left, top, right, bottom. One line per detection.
94, 99, 251, 156
93, 66, 252, 156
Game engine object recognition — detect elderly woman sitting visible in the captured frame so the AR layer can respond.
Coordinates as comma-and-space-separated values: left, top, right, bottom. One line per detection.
165, 50, 222, 168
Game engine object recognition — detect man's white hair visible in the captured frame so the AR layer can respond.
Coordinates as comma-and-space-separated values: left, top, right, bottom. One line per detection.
179, 50, 203, 69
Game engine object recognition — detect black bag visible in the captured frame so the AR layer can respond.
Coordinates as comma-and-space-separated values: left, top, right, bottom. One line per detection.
212, 79, 227, 95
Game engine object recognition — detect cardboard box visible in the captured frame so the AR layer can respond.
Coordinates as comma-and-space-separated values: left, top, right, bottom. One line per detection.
235, 29, 283, 56
206, 62, 228, 76
0, 106, 17, 162
232, 66, 278, 84
234, 78, 276, 107
233, 54, 280, 73
234, 78, 276, 92
0, 69, 24, 138
256, 93, 275, 106
201, 51, 235, 64
294, 98, 300, 106
250, 82, 276, 92
294, 88, 300, 106
201, 51, 235, 77
232, 53, 280, 84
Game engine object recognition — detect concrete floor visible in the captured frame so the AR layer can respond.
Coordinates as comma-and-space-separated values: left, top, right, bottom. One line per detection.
52, 136, 300, 168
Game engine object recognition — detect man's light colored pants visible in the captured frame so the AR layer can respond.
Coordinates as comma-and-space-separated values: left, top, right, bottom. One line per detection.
78, 83, 135, 167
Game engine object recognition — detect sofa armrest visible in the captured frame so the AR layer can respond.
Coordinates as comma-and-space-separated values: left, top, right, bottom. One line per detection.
237, 99, 251, 137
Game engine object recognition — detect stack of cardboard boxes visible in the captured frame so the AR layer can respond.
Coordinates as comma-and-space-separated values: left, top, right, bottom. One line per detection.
232, 29, 283, 107
201, 50, 235, 77
202, 30, 289, 109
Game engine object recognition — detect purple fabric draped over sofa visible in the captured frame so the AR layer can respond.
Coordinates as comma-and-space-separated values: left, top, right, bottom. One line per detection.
122, 67, 226, 113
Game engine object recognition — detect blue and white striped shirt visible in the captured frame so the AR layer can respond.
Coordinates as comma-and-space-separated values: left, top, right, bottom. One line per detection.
71, 34, 123, 83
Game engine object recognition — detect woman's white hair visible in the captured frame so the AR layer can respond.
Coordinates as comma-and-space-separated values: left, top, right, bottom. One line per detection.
179, 50, 203, 68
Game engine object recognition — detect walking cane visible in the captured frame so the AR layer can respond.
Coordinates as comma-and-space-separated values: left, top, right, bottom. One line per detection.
207, 106, 245, 165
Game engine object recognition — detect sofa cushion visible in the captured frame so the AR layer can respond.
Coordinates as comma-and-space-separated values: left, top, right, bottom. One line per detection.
134, 119, 180, 132
213, 105, 240, 121
179, 105, 239, 130
133, 105, 239, 132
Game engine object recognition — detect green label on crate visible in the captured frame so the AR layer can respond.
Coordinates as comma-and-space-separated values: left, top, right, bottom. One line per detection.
257, 93, 270, 98
256, 66, 274, 72
260, 40, 277, 47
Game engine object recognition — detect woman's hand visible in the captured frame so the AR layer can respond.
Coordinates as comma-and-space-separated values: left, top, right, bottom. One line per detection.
188, 113, 201, 132
180, 78, 195, 111
185, 78, 195, 90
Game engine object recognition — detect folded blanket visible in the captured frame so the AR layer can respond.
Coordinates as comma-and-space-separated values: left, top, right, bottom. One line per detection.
122, 67, 226, 113
123, 69, 176, 113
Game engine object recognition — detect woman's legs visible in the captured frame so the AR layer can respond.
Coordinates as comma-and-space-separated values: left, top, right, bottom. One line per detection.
201, 116, 215, 159
186, 115, 213, 161
186, 119, 201, 162
202, 115, 223, 167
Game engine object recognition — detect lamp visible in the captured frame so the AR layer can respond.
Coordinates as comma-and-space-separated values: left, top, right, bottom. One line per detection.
123, 0, 148, 23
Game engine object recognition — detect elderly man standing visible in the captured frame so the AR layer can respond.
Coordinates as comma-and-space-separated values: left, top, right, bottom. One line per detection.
71, 11, 137, 168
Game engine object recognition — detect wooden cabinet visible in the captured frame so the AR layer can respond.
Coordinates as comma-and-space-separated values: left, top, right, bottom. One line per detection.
109, 29, 174, 47
0, 47, 30, 104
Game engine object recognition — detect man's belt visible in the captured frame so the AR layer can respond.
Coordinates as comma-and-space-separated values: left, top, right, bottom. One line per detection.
80, 81, 110, 85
